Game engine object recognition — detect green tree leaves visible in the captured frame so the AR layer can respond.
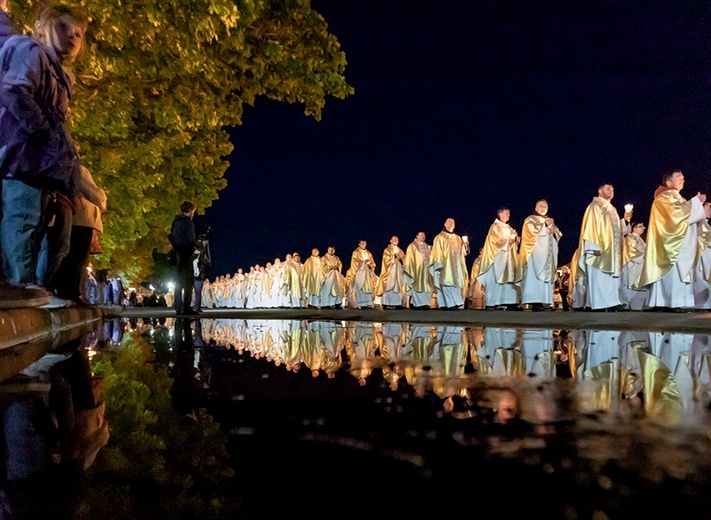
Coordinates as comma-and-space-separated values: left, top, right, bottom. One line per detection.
10, 0, 352, 280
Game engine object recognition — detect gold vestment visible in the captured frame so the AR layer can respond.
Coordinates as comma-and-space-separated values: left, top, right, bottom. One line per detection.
346, 248, 377, 293
516, 214, 561, 282
479, 220, 518, 284
403, 240, 431, 293
638, 189, 702, 287
301, 256, 324, 295
321, 253, 345, 297
376, 244, 404, 296
569, 196, 624, 293
430, 230, 469, 288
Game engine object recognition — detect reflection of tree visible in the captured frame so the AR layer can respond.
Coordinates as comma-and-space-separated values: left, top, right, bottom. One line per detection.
87, 332, 239, 518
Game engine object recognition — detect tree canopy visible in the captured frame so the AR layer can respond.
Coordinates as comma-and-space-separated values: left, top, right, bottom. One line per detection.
10, 0, 353, 281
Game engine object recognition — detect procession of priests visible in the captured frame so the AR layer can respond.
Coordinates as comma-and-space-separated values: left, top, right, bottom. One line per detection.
195, 170, 711, 312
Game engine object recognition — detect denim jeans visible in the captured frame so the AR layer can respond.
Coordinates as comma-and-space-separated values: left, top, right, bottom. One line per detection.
1, 180, 52, 286
193, 279, 203, 311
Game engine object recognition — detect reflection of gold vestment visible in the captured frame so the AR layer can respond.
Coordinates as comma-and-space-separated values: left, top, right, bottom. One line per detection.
404, 240, 431, 293
638, 189, 701, 286
479, 220, 518, 284
430, 230, 469, 288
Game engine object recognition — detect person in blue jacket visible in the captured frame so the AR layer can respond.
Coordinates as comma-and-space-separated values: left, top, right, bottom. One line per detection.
0, 2, 88, 307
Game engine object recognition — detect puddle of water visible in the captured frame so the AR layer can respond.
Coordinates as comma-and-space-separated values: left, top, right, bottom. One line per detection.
4, 317, 711, 519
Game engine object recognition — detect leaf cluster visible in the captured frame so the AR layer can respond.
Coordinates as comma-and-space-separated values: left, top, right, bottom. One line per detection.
9, 0, 352, 281
85, 332, 240, 519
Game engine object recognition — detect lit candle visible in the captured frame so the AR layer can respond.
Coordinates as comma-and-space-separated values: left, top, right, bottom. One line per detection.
624, 203, 633, 213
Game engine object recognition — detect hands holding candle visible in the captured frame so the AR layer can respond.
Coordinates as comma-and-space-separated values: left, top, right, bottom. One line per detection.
624, 203, 633, 222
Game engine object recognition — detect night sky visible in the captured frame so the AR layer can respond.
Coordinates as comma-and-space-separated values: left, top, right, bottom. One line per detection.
199, 0, 711, 278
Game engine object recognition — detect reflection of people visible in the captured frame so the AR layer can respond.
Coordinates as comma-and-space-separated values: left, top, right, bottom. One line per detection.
518, 200, 561, 311
638, 170, 710, 311
619, 222, 648, 310
403, 231, 432, 309
480, 388, 521, 424
429, 218, 469, 309
170, 319, 201, 423
7, 344, 108, 481
477, 208, 519, 310
569, 183, 631, 311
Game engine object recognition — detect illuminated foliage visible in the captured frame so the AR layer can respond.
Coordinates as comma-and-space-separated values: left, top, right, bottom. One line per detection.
10, 0, 353, 281
87, 330, 240, 518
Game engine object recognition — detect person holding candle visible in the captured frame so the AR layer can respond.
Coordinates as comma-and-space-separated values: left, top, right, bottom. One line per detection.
376, 236, 406, 309
569, 183, 632, 311
517, 199, 562, 311
637, 169, 710, 311
430, 218, 470, 309
477, 207, 520, 310
619, 221, 648, 310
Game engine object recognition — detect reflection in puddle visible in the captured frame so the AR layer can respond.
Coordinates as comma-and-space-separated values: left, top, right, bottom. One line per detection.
5, 317, 711, 518
134, 318, 711, 427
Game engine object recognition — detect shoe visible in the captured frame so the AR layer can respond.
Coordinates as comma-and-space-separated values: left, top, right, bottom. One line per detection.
672, 307, 694, 313
41, 295, 76, 309
643, 306, 668, 312
0, 282, 51, 309
183, 308, 199, 315
606, 304, 628, 312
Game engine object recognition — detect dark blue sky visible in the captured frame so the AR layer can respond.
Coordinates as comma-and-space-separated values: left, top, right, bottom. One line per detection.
200, 0, 711, 277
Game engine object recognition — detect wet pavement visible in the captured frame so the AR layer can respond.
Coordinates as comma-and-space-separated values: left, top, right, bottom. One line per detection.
4, 308, 711, 518
181, 316, 711, 518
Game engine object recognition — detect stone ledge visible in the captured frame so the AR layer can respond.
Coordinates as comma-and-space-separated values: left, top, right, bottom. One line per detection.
0, 306, 105, 351
0, 306, 107, 383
